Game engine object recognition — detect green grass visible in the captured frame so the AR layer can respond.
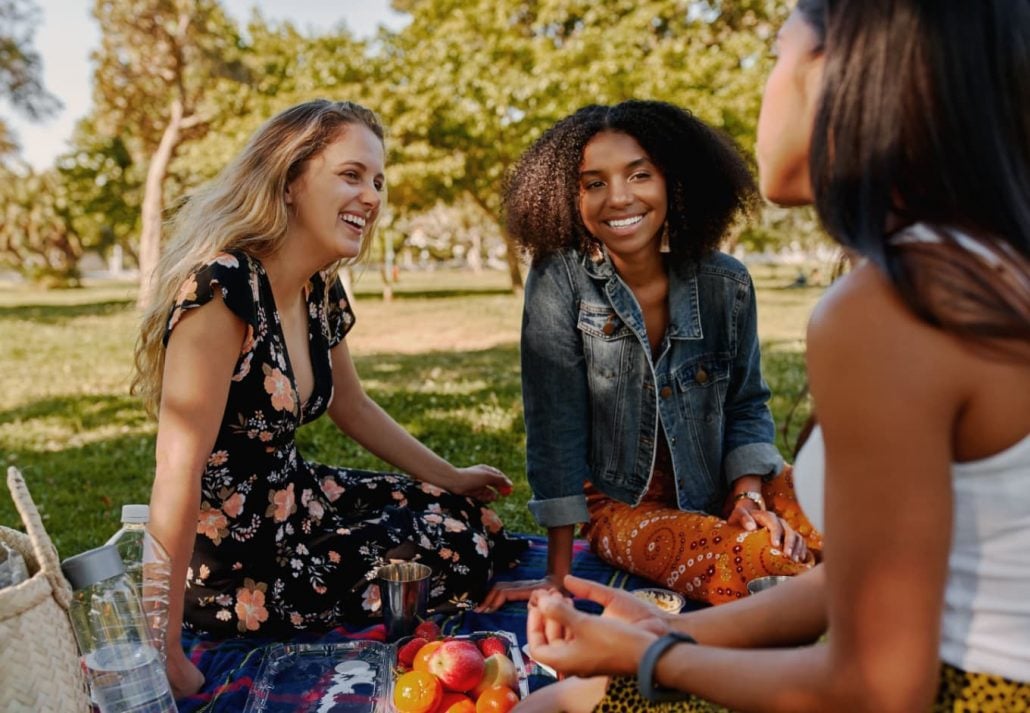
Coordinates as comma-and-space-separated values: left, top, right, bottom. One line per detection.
0, 268, 820, 558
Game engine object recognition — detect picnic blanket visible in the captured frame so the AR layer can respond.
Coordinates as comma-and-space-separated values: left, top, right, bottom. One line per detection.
177, 535, 702, 712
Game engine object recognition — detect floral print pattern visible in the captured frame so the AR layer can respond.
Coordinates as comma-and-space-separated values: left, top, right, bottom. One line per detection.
167, 252, 525, 637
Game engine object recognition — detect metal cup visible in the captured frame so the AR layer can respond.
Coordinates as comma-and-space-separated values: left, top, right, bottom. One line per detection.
377, 562, 431, 641
746, 575, 792, 595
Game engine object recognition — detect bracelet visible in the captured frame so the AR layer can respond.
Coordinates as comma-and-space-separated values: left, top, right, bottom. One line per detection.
637, 631, 698, 702
733, 490, 765, 510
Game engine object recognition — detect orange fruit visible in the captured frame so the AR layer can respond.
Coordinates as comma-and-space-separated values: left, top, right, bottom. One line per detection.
413, 640, 445, 672
436, 692, 476, 712
393, 670, 443, 713
475, 685, 519, 713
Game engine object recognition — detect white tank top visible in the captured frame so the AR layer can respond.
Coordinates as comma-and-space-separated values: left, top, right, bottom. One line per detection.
794, 426, 1030, 681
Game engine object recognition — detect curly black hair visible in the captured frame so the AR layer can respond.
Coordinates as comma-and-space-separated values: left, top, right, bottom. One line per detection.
503, 100, 757, 266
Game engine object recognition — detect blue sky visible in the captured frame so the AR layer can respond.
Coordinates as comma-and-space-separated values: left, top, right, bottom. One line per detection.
6, 0, 409, 169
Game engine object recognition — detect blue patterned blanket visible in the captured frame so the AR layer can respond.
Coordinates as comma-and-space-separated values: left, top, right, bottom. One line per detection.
177, 535, 697, 712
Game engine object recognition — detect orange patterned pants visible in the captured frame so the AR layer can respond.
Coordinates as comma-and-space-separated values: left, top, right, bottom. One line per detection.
581, 465, 822, 605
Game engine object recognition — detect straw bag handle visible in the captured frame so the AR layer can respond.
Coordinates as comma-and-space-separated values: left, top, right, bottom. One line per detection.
6, 467, 74, 609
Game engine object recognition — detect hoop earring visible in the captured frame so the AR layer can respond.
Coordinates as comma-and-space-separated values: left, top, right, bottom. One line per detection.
659, 222, 670, 253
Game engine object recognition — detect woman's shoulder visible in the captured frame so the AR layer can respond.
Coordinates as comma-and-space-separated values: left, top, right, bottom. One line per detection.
691, 250, 752, 284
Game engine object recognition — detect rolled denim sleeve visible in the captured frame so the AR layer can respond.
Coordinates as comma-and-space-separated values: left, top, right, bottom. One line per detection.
722, 273, 783, 483
521, 255, 592, 527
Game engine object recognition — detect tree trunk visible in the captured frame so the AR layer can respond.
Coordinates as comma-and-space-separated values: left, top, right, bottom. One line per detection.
468, 190, 523, 291
137, 98, 184, 309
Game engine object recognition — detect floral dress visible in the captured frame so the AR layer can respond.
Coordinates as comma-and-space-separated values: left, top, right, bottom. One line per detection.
165, 251, 525, 637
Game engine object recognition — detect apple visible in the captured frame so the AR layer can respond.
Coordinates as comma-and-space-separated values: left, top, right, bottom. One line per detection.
427, 639, 486, 692
414, 619, 442, 640
471, 653, 517, 698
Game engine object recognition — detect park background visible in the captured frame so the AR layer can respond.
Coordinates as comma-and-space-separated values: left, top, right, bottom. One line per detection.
0, 0, 826, 558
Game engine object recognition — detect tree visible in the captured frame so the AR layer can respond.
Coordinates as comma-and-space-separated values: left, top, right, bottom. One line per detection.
378, 0, 790, 290
0, 0, 60, 157
0, 165, 84, 285
91, 0, 250, 306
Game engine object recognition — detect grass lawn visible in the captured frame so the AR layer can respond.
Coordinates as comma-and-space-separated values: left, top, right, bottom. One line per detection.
0, 264, 823, 559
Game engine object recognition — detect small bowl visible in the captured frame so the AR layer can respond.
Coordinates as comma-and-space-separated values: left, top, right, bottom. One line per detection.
746, 575, 792, 595
631, 587, 686, 614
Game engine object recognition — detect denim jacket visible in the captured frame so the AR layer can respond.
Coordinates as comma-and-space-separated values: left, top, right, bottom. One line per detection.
521, 248, 783, 528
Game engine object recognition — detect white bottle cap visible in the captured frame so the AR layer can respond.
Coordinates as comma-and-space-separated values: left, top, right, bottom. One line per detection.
120, 504, 149, 524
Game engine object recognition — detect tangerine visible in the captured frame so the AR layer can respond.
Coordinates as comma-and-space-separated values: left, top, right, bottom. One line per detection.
475, 685, 519, 713
413, 640, 445, 672
393, 670, 443, 713
436, 691, 476, 712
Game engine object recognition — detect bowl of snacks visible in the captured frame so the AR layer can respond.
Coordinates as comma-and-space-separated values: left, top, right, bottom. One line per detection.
631, 587, 687, 614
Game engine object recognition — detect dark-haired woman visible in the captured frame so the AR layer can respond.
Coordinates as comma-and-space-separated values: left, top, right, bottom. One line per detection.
519, 1, 1029, 711
479, 100, 821, 613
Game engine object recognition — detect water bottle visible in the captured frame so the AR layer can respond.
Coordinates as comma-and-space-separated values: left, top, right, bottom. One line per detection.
106, 504, 149, 592
61, 545, 177, 713
0, 541, 29, 589
106, 504, 172, 662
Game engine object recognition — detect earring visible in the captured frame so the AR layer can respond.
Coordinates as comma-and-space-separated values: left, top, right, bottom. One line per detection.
659, 222, 671, 253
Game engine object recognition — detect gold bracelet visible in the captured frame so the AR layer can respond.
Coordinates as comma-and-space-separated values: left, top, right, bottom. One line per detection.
733, 490, 765, 510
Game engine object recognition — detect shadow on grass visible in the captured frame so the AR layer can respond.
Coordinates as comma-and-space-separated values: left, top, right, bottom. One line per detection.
0, 299, 135, 324
0, 393, 148, 431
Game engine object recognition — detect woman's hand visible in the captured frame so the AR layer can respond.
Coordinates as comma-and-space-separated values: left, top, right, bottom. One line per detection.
728, 499, 808, 562
166, 647, 204, 699
444, 464, 514, 502
475, 573, 565, 612
560, 575, 671, 635
527, 590, 656, 678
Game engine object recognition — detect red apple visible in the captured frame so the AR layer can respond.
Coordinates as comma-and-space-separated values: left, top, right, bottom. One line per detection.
427, 640, 485, 692
471, 653, 517, 698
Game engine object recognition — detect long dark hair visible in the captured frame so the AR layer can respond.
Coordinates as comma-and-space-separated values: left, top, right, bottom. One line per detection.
503, 100, 756, 267
801, 0, 1030, 349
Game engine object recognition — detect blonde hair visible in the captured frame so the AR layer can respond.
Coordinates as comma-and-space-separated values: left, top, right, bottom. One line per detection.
132, 99, 386, 416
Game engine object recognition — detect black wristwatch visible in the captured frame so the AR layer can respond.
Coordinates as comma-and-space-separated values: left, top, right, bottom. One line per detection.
636, 631, 698, 702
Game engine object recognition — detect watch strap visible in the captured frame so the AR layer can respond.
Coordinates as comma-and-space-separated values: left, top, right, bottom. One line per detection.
637, 631, 698, 702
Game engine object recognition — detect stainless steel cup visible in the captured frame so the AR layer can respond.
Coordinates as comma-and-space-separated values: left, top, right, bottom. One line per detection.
746, 575, 792, 595
377, 562, 431, 641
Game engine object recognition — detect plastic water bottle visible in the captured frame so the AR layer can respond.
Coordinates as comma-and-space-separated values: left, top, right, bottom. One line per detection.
105, 504, 172, 662
61, 544, 177, 713
106, 504, 149, 592
0, 541, 29, 589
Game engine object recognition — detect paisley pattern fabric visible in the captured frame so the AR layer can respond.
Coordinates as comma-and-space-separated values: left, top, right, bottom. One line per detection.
582, 436, 821, 605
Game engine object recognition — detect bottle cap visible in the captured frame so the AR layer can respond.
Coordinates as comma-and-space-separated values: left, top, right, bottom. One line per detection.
61, 545, 126, 591
120, 504, 149, 524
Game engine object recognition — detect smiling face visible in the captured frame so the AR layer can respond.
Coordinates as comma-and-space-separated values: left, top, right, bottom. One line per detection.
578, 130, 668, 266
285, 123, 385, 265
755, 10, 825, 205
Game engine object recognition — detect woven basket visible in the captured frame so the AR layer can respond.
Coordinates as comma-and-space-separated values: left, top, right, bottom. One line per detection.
0, 466, 91, 712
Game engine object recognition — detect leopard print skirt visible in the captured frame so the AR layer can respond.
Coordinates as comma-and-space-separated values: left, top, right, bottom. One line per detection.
594, 664, 1029, 712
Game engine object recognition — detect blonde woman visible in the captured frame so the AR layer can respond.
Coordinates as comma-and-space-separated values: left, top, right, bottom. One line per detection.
134, 100, 524, 697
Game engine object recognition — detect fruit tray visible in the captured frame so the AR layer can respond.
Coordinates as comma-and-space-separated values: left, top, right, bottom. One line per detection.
241, 630, 528, 713
389, 629, 529, 712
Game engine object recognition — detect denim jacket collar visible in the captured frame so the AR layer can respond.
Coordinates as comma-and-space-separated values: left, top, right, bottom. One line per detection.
579, 250, 703, 342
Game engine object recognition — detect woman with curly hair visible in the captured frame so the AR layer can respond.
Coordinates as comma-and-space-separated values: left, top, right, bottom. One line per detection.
519, 0, 1029, 710
479, 100, 821, 612
133, 99, 525, 697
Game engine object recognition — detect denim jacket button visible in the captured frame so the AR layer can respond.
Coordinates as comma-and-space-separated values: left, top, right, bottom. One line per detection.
603, 322, 615, 335
695, 368, 709, 384
660, 386, 673, 398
